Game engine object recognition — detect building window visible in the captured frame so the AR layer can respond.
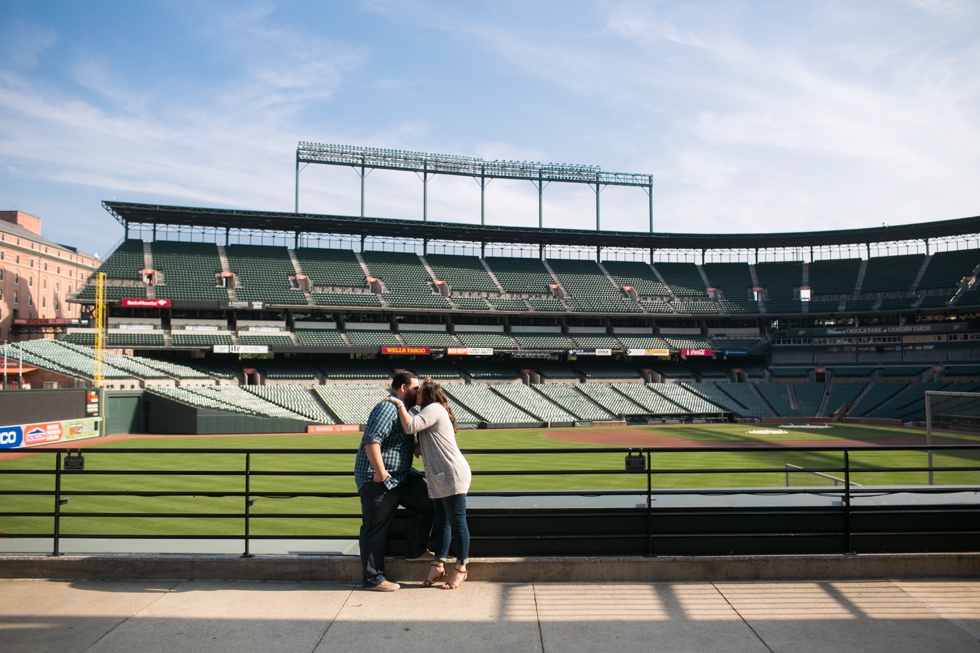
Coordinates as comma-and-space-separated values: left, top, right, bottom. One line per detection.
56, 265, 60, 274
15, 254, 19, 264
28, 276, 33, 287
13, 292, 18, 304
42, 279, 46, 289
55, 282, 59, 293
41, 296, 45, 308
28, 295, 33, 306
30, 259, 34, 267
14, 273, 18, 284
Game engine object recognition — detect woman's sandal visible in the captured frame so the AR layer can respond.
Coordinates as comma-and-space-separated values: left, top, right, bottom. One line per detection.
421, 562, 447, 587
441, 566, 467, 590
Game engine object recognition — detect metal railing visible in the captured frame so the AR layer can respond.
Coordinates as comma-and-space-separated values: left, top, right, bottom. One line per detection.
0, 444, 978, 557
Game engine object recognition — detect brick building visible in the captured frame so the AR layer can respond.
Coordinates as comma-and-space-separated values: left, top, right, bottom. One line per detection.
0, 211, 100, 342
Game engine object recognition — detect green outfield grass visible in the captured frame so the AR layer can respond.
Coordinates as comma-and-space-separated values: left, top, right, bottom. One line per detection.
1, 424, 978, 539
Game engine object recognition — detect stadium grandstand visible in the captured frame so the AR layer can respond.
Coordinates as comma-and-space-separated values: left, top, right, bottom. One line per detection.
10, 143, 979, 433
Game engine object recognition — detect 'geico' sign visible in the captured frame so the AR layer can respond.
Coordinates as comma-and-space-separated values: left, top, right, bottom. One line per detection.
0, 426, 24, 449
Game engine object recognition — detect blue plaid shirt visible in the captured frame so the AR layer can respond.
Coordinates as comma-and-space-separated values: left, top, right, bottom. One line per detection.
354, 393, 417, 490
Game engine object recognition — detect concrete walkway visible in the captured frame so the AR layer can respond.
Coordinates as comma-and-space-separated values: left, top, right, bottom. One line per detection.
1, 577, 978, 653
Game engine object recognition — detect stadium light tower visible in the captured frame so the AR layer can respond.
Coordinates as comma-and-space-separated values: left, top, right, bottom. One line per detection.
295, 142, 655, 233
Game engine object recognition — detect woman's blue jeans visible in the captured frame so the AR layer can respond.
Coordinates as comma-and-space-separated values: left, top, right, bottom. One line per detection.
433, 493, 470, 565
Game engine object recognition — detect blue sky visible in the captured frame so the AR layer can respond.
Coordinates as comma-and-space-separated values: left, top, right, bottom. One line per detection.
1, 0, 978, 258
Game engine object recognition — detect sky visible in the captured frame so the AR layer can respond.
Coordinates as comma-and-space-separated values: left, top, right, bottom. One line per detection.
1, 0, 978, 258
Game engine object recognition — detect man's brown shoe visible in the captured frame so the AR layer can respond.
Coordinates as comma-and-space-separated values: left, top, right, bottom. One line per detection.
364, 580, 400, 592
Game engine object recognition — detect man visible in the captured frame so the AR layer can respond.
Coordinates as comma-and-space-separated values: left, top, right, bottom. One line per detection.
354, 371, 434, 591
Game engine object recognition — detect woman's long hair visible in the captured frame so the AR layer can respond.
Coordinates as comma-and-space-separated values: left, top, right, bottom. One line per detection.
417, 378, 459, 433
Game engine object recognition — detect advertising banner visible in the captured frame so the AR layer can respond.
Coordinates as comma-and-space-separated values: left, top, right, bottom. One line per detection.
568, 349, 613, 357
627, 348, 670, 357
306, 424, 361, 434
1, 418, 102, 449
381, 347, 431, 355
213, 345, 269, 354
681, 348, 712, 357
446, 347, 494, 356
121, 298, 171, 308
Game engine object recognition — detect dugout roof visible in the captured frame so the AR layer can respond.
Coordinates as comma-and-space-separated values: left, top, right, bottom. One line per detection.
103, 201, 980, 250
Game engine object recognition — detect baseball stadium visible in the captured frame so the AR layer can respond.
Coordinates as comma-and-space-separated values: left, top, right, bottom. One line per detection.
1, 143, 978, 559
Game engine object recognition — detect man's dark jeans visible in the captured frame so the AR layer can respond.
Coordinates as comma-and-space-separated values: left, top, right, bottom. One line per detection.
358, 475, 433, 587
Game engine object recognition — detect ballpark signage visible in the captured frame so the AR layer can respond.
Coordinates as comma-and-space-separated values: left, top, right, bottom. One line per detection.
213, 345, 269, 354
446, 347, 494, 356
121, 298, 171, 308
306, 424, 361, 434
381, 347, 430, 355
568, 348, 612, 356
0, 418, 101, 449
681, 348, 712, 357
627, 348, 670, 357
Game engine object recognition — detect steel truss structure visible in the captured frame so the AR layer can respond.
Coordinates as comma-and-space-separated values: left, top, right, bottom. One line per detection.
295, 142, 655, 231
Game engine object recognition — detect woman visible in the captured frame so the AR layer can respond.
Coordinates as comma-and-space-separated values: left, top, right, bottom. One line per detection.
387, 378, 471, 589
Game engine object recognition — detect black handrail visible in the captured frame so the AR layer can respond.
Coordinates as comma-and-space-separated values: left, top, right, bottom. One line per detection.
0, 443, 976, 557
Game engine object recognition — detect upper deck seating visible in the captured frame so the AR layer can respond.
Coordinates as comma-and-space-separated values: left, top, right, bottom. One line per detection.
151, 241, 229, 302
861, 254, 925, 293
97, 239, 146, 280
425, 254, 499, 293
225, 244, 308, 305
702, 262, 754, 303
361, 251, 451, 309
548, 258, 641, 313
484, 256, 556, 294
652, 262, 704, 297
602, 260, 669, 296
917, 249, 980, 290
808, 258, 862, 295
755, 261, 803, 313
294, 247, 367, 288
